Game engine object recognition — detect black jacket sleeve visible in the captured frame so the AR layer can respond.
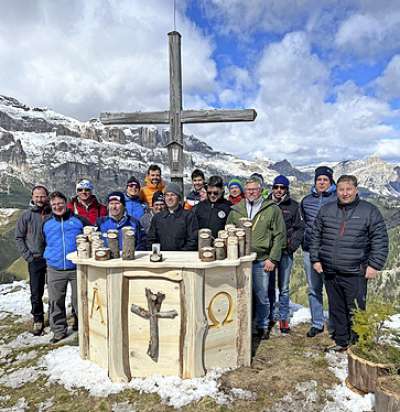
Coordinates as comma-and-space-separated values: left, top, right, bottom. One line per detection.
367, 207, 389, 270
287, 207, 305, 254
182, 211, 198, 251
309, 209, 324, 264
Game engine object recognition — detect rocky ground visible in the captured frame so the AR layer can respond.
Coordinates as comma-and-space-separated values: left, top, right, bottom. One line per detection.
0, 282, 384, 412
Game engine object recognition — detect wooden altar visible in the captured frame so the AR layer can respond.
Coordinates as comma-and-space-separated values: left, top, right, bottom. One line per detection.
67, 251, 255, 382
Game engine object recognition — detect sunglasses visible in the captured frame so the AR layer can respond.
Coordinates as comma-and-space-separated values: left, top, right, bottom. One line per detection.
77, 188, 91, 193
207, 190, 220, 196
272, 185, 287, 190
127, 183, 138, 188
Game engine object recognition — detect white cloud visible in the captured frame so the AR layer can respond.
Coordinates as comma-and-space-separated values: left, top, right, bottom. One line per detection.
374, 55, 400, 100
0, 0, 217, 120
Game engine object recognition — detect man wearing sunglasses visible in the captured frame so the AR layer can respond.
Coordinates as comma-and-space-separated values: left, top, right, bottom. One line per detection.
67, 179, 106, 225
193, 175, 232, 238
124, 176, 146, 220
269, 175, 304, 334
227, 176, 286, 340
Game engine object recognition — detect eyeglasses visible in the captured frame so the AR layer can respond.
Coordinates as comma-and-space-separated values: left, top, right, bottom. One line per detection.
127, 183, 138, 188
77, 188, 91, 193
207, 191, 220, 196
272, 185, 287, 190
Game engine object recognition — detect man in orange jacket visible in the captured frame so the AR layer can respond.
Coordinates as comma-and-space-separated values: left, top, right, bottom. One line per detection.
140, 164, 166, 207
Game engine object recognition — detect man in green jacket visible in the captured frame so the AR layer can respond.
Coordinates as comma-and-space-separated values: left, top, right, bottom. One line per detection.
227, 177, 286, 339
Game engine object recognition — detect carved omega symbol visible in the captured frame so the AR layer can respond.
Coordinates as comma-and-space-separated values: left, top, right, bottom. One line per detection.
207, 291, 234, 328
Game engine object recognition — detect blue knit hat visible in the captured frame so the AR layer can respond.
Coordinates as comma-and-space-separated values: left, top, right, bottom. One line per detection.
228, 178, 243, 193
273, 175, 290, 187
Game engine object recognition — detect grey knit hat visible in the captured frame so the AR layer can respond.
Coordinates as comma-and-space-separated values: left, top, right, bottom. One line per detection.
165, 182, 182, 199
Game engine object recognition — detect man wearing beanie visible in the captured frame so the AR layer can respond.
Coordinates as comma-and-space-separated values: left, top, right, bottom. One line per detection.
96, 191, 146, 250
301, 165, 336, 338
268, 175, 305, 333
124, 176, 146, 220
67, 178, 107, 225
148, 182, 198, 251
140, 191, 166, 234
227, 178, 244, 205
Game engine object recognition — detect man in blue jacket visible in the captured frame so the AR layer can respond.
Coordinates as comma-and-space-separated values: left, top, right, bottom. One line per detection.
97, 191, 146, 250
42, 191, 88, 343
301, 166, 336, 338
124, 176, 146, 220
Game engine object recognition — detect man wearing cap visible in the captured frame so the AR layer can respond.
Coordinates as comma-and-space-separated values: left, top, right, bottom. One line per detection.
185, 169, 206, 210
227, 176, 286, 340
301, 166, 337, 338
269, 175, 305, 333
42, 191, 88, 343
96, 191, 146, 250
140, 164, 166, 207
148, 183, 198, 251
227, 178, 244, 205
67, 179, 107, 225
124, 176, 146, 220
15, 185, 51, 336
140, 191, 166, 234
310, 175, 388, 351
193, 175, 232, 238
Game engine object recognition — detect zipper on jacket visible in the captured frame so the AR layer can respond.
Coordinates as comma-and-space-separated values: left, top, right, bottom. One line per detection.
61, 217, 66, 270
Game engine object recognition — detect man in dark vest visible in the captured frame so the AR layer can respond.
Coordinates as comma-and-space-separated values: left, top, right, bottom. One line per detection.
310, 175, 388, 351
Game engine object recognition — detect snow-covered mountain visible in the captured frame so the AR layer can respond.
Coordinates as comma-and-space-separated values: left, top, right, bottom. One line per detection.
0, 94, 399, 200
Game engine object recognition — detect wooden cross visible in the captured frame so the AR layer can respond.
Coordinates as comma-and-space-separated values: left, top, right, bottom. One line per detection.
100, 31, 257, 192
130, 288, 178, 362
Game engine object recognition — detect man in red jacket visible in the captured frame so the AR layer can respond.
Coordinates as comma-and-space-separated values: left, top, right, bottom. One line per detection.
67, 179, 107, 225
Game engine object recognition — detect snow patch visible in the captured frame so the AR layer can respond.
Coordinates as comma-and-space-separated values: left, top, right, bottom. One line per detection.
0, 367, 40, 389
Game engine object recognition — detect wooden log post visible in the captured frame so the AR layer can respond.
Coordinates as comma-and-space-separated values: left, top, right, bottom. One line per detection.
122, 227, 135, 260
236, 229, 246, 257
375, 376, 400, 412
214, 238, 226, 260
199, 247, 216, 262
77, 242, 90, 259
95, 248, 111, 261
242, 220, 253, 256
107, 230, 120, 259
198, 229, 213, 254
227, 236, 239, 260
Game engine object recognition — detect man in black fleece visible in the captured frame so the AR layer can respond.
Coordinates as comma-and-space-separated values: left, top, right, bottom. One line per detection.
310, 175, 389, 351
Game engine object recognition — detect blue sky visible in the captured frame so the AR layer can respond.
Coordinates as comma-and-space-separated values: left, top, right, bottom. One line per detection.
0, 0, 399, 164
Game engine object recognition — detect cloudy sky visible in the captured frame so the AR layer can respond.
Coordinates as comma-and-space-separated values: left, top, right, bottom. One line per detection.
1, 0, 399, 165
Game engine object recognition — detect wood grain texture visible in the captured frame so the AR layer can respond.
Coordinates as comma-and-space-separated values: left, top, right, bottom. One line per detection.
76, 264, 89, 359
375, 377, 400, 412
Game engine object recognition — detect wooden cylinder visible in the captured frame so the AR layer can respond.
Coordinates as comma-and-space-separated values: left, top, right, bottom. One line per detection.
122, 227, 135, 260
90, 231, 102, 242
227, 236, 239, 260
217, 230, 228, 246
198, 229, 213, 252
236, 229, 246, 257
238, 217, 251, 228
83, 226, 97, 237
375, 376, 400, 412
199, 247, 216, 262
77, 242, 90, 259
226, 227, 237, 238
91, 239, 104, 254
95, 248, 111, 261
225, 224, 236, 231
107, 230, 120, 259
242, 220, 253, 255
214, 239, 226, 260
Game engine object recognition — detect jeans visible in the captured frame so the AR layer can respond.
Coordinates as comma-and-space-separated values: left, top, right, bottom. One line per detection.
277, 252, 293, 321
303, 251, 325, 329
252, 260, 273, 329
28, 257, 47, 322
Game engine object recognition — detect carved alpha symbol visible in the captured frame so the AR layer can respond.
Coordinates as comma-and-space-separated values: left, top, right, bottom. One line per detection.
130, 288, 178, 362
90, 287, 105, 324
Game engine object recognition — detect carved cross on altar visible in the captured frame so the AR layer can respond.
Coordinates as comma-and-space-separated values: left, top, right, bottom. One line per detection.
100, 31, 257, 192
131, 288, 178, 362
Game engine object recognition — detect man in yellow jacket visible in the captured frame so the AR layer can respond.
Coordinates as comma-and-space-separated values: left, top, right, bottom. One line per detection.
140, 164, 166, 207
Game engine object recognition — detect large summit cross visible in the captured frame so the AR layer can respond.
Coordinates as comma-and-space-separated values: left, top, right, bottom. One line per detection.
100, 31, 257, 191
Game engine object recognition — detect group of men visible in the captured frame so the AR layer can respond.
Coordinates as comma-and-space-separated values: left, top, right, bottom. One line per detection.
15, 163, 388, 352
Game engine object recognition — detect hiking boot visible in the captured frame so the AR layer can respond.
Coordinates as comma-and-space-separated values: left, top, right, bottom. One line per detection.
31, 321, 44, 336
257, 328, 270, 340
279, 320, 291, 334
50, 334, 67, 344
72, 315, 78, 332
326, 344, 348, 353
306, 326, 324, 338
